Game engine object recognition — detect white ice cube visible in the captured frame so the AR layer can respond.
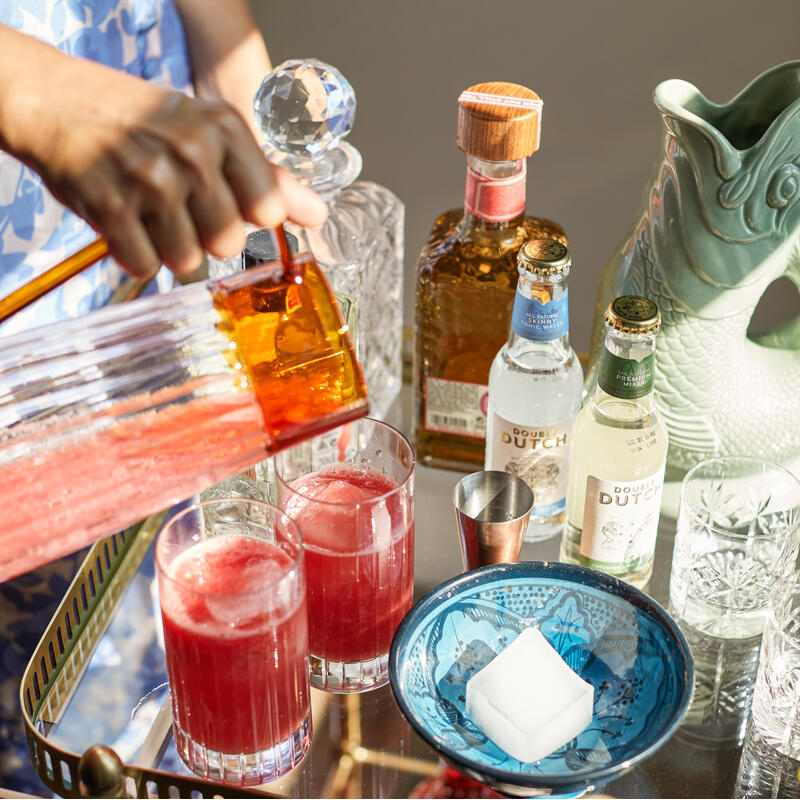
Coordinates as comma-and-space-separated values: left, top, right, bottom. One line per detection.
465, 627, 593, 763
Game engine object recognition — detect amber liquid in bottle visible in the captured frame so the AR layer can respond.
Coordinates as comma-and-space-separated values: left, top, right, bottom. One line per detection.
414, 82, 566, 471
213, 251, 368, 453
415, 207, 565, 470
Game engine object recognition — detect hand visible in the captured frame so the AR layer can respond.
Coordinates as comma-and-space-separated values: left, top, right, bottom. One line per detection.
0, 27, 328, 278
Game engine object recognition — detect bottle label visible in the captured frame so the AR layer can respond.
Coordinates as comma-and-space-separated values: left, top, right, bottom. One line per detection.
459, 91, 544, 113
486, 411, 574, 518
598, 351, 655, 399
578, 464, 666, 574
464, 164, 526, 223
424, 377, 488, 439
511, 292, 568, 342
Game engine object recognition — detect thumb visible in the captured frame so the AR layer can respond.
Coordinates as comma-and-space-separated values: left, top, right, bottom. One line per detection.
273, 164, 329, 228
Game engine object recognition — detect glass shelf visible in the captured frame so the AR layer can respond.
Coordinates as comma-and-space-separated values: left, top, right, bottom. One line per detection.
20, 422, 743, 798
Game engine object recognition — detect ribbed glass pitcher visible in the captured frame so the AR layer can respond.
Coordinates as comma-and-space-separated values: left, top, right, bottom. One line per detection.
0, 249, 368, 581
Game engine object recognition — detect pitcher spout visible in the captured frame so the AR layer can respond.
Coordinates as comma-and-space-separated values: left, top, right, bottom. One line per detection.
652, 61, 800, 252
654, 77, 742, 179
656, 61, 800, 167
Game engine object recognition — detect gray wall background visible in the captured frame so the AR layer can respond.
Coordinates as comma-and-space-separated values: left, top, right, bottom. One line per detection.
249, 0, 800, 356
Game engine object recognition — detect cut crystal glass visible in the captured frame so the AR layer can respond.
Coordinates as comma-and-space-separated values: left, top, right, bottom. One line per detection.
255, 58, 356, 157
254, 58, 405, 420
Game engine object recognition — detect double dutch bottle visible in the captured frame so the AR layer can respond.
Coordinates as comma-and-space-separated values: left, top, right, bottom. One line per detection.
560, 296, 668, 588
484, 239, 583, 541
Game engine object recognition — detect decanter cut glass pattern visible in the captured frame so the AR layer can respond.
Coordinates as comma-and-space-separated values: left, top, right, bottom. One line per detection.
256, 59, 404, 421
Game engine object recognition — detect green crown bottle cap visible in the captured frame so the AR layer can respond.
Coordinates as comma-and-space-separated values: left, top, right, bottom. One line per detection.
605, 295, 660, 334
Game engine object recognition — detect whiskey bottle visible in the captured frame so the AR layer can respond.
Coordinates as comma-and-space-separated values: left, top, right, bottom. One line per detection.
414, 82, 566, 470
559, 296, 668, 588
485, 239, 583, 542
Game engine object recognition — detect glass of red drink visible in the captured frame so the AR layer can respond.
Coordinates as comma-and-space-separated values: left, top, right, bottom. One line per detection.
275, 417, 415, 693
155, 498, 311, 786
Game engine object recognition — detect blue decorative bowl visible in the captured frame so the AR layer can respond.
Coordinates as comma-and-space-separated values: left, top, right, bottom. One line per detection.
389, 562, 693, 797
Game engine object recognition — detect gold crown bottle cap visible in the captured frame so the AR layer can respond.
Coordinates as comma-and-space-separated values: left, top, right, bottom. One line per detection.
518, 239, 570, 276
605, 296, 661, 334
457, 82, 543, 161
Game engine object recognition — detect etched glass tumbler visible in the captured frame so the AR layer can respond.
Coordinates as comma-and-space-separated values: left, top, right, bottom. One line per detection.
668, 456, 800, 744
275, 418, 415, 692
156, 498, 311, 785
735, 572, 800, 798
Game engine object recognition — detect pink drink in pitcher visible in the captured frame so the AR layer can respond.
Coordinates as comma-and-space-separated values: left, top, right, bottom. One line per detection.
0, 250, 368, 583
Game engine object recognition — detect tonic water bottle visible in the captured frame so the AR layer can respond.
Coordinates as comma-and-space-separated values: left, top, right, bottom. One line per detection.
485, 239, 583, 542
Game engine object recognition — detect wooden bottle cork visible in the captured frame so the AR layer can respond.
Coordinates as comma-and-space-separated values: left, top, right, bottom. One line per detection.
457, 82, 543, 161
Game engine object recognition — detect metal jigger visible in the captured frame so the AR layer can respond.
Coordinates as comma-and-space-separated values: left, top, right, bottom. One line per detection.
454, 471, 534, 571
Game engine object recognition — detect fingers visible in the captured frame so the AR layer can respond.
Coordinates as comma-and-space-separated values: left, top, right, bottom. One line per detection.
147, 99, 321, 264
201, 102, 328, 232
187, 182, 247, 259
144, 205, 204, 275
61, 172, 163, 280
216, 107, 288, 228
273, 165, 329, 228
119, 145, 206, 274
46, 89, 328, 278
224, 150, 328, 230
104, 218, 163, 280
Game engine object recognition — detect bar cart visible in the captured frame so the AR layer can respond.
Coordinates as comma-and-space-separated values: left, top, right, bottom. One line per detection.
16, 384, 744, 799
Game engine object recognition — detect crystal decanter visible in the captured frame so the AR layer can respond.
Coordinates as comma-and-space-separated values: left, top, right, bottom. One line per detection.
254, 58, 404, 421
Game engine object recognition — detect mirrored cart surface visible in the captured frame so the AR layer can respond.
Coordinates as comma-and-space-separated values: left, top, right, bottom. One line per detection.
21, 463, 741, 799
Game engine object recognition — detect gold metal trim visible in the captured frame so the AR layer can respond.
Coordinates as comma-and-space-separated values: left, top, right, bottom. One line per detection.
318, 693, 440, 798
19, 512, 277, 799
19, 507, 441, 798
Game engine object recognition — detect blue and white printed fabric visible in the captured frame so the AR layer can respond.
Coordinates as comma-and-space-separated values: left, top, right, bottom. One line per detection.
0, 2, 191, 794
0, 0, 192, 338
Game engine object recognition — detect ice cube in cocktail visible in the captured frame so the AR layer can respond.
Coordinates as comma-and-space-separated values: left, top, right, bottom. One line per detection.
281, 462, 414, 691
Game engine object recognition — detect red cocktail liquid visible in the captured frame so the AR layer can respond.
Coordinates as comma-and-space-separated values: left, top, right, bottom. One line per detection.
283, 465, 414, 663
160, 534, 310, 756
0, 384, 266, 580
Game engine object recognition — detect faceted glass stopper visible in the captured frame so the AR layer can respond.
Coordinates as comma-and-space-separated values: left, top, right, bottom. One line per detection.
255, 58, 356, 157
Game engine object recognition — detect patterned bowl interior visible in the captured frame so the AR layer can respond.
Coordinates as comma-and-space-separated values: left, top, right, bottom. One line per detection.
390, 561, 692, 792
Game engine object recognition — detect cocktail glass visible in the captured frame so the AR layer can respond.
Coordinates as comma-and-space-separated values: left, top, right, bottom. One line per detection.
275, 417, 415, 693
668, 456, 800, 744
736, 571, 800, 797
156, 497, 311, 785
